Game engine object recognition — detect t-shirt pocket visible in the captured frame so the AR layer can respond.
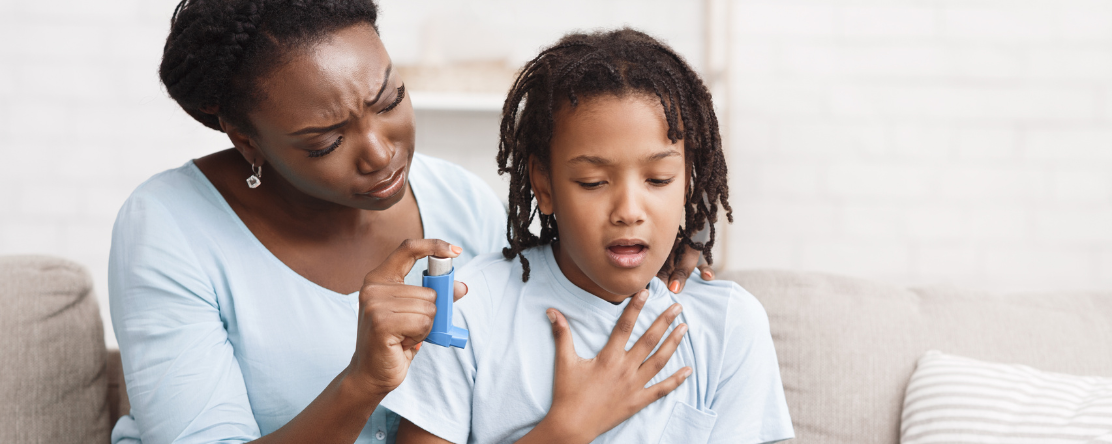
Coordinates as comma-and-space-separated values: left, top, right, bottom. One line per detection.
657, 401, 717, 444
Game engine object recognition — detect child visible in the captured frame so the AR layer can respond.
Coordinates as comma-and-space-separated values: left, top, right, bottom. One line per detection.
382, 28, 794, 444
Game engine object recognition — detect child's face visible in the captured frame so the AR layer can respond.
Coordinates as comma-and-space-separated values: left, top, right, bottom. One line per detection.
532, 94, 687, 303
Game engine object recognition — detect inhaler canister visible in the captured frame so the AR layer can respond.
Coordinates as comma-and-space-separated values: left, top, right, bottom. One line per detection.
422, 256, 468, 348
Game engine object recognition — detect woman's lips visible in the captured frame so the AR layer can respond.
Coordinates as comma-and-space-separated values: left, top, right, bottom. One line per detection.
606, 244, 648, 268
359, 168, 405, 199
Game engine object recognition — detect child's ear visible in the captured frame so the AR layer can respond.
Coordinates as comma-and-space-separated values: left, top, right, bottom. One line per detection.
528, 156, 554, 216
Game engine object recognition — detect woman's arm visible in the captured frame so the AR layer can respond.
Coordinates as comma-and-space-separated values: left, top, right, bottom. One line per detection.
113, 197, 460, 444
255, 239, 465, 444
394, 289, 690, 444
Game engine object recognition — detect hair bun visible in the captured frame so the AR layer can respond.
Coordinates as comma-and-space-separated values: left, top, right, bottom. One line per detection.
158, 0, 378, 133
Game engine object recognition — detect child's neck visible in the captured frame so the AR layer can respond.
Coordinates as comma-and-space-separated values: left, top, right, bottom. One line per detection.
550, 242, 644, 304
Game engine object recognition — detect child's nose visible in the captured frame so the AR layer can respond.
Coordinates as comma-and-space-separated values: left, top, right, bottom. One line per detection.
610, 184, 646, 226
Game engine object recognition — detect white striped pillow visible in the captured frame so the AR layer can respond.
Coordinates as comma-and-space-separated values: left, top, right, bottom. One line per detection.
901, 351, 1112, 444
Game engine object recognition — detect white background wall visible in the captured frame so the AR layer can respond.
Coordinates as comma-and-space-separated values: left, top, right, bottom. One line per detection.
724, 1, 1112, 293
1, 0, 1109, 348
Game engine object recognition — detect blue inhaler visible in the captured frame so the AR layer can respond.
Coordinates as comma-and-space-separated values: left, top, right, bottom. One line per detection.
422, 256, 468, 349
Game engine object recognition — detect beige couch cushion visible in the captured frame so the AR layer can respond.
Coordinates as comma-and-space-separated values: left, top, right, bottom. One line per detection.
0, 255, 110, 444
724, 270, 1112, 444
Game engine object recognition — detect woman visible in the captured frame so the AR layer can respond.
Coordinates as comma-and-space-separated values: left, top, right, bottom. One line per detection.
109, 1, 710, 443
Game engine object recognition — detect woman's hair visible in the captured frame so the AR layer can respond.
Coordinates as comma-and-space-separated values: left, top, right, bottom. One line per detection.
160, 0, 379, 134
497, 28, 733, 281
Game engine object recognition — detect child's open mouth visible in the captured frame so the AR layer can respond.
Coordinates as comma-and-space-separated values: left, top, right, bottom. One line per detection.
606, 240, 648, 268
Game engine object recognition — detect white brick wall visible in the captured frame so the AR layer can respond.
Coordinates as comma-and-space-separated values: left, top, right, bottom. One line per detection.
0, 0, 236, 348
2, 0, 1110, 348
0, 0, 707, 347
726, 0, 1112, 293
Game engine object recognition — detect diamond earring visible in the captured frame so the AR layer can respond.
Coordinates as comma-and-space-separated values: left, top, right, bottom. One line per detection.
246, 163, 262, 189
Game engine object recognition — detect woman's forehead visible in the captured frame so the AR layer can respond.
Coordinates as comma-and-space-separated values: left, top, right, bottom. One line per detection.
252, 23, 391, 130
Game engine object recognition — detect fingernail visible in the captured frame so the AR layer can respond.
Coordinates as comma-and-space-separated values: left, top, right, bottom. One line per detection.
638, 289, 649, 302
462, 282, 468, 294
702, 270, 713, 279
682, 367, 692, 378
672, 304, 683, 314
677, 324, 688, 335
451, 245, 462, 255
669, 280, 680, 293
546, 310, 556, 323
415, 343, 423, 352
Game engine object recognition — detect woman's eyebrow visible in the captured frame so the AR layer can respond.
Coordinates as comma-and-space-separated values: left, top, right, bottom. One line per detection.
287, 64, 393, 136
365, 63, 393, 106
288, 119, 349, 136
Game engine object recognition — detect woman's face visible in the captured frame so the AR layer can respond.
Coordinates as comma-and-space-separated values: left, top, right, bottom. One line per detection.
236, 23, 415, 211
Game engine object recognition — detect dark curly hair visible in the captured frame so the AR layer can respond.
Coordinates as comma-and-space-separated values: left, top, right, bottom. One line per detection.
160, 0, 378, 134
498, 28, 733, 281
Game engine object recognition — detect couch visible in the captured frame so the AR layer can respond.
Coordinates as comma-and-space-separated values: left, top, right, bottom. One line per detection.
0, 255, 128, 444
3, 255, 1109, 443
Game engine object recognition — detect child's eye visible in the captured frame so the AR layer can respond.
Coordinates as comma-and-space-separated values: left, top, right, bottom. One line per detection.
648, 177, 675, 186
577, 181, 605, 189
377, 84, 406, 114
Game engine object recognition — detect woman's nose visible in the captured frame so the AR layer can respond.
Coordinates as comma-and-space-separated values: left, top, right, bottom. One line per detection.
355, 129, 395, 174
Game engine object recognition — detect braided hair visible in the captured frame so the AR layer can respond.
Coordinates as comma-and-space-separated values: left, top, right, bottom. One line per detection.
160, 0, 378, 134
498, 28, 733, 281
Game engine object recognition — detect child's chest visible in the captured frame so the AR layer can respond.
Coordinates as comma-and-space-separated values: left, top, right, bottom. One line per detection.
468, 296, 719, 443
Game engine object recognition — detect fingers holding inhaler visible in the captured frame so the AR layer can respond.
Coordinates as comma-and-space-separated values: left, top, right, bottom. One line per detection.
363, 238, 461, 286
349, 239, 462, 396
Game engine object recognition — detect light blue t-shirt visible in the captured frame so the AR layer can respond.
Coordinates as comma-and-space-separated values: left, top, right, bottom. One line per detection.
381, 245, 794, 444
108, 153, 507, 444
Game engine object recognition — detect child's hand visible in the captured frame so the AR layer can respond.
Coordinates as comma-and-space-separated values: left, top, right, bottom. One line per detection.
346, 239, 467, 400
529, 289, 691, 444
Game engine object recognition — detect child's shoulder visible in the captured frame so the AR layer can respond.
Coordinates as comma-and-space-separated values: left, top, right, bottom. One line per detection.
672, 275, 771, 339
453, 251, 523, 313
456, 251, 518, 287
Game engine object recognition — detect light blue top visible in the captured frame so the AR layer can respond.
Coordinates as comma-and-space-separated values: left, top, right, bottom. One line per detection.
108, 153, 507, 444
381, 245, 795, 444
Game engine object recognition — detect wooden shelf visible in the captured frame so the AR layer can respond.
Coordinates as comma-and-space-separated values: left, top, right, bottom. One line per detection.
410, 91, 505, 113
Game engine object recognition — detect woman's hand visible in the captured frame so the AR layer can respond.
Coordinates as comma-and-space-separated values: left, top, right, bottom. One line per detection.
524, 289, 691, 444
658, 240, 715, 294
346, 239, 468, 400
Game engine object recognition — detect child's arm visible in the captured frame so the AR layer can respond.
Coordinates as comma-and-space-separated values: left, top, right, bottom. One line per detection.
394, 289, 691, 444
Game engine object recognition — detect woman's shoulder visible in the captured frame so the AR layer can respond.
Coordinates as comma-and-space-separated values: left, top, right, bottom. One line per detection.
409, 153, 496, 200
113, 161, 236, 247
409, 153, 508, 256
120, 161, 224, 217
